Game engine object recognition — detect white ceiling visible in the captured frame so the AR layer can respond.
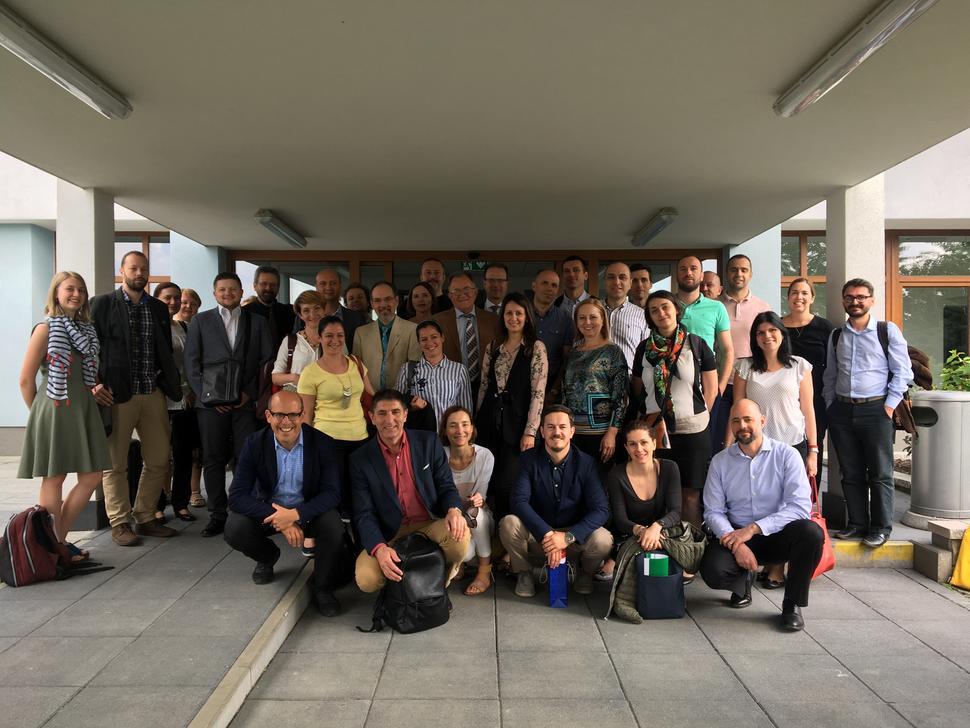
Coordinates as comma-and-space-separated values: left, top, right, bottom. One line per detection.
1, 1, 969, 252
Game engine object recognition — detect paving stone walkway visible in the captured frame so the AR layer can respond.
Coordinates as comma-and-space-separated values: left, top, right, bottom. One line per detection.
236, 567, 970, 728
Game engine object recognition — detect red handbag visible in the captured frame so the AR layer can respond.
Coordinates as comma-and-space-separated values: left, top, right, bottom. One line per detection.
810, 475, 836, 579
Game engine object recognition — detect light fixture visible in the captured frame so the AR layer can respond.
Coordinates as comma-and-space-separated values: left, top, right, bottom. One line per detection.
773, 0, 938, 118
255, 209, 308, 249
0, 3, 132, 120
631, 207, 678, 247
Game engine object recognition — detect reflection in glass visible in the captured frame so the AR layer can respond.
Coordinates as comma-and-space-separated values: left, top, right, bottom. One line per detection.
902, 286, 969, 383
781, 235, 800, 276
807, 236, 826, 276
148, 239, 171, 276
899, 237, 970, 276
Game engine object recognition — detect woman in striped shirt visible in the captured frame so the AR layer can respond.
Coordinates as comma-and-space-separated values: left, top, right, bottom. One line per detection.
395, 319, 473, 430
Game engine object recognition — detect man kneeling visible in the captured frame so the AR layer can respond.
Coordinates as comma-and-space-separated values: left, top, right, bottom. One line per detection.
700, 399, 823, 631
500, 405, 612, 598
351, 389, 470, 593
226, 391, 347, 617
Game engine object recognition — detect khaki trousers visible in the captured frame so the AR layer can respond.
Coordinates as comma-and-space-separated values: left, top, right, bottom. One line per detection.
499, 515, 613, 576
103, 391, 172, 527
355, 518, 471, 593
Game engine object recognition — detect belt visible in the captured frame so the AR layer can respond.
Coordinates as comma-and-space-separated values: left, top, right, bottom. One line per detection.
836, 395, 885, 404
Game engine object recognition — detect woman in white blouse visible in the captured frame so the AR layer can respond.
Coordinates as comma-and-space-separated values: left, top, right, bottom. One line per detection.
442, 405, 495, 596
272, 291, 324, 390
728, 310, 817, 589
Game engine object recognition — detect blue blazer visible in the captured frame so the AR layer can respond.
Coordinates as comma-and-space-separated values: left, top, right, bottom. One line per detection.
350, 429, 462, 554
510, 445, 609, 544
228, 425, 341, 524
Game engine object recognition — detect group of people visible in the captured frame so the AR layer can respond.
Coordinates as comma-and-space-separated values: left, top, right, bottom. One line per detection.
17, 250, 913, 631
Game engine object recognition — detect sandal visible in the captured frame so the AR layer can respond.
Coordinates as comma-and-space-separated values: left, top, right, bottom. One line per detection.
463, 565, 493, 596
189, 495, 206, 508
66, 542, 90, 564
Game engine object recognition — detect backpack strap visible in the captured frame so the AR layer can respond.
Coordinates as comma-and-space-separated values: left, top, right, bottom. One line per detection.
356, 590, 386, 633
285, 333, 298, 373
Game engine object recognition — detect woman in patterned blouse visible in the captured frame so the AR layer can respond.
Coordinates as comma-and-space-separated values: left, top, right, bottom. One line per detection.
476, 292, 548, 519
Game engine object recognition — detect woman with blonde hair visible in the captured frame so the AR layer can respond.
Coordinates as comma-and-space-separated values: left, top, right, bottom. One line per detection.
17, 271, 111, 562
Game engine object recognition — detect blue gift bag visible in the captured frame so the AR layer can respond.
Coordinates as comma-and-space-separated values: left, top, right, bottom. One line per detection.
548, 552, 568, 608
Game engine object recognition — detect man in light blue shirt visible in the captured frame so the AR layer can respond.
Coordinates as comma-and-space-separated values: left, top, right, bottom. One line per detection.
700, 399, 823, 632
823, 278, 913, 549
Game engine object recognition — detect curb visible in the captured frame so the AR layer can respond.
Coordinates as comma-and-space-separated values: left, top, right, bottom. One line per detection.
832, 540, 913, 568
188, 561, 313, 728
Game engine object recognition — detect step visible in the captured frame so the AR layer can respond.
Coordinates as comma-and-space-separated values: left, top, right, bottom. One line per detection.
832, 539, 913, 568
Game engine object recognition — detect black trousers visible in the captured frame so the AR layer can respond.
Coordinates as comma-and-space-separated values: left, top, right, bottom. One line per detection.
332, 438, 367, 519
196, 406, 258, 522
167, 409, 200, 512
699, 519, 823, 608
224, 509, 348, 591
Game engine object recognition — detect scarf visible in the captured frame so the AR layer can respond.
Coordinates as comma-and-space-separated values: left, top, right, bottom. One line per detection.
645, 324, 686, 422
45, 315, 100, 405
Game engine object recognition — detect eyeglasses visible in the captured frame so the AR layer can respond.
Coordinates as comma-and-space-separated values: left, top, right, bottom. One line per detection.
842, 295, 872, 303
450, 286, 476, 296
269, 411, 303, 421
484, 278, 508, 284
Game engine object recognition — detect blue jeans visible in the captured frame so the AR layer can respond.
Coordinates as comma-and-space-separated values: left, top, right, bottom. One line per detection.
827, 398, 895, 537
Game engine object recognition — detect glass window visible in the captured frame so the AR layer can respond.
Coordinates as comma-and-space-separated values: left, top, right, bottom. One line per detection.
807, 236, 826, 276
902, 286, 968, 383
148, 235, 171, 276
899, 236, 970, 276
114, 237, 142, 270
781, 235, 800, 276
359, 264, 387, 292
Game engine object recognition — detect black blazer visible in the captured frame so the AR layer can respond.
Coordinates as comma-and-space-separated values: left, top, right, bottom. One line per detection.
184, 306, 273, 406
510, 445, 609, 544
90, 289, 181, 404
350, 429, 462, 553
227, 425, 341, 523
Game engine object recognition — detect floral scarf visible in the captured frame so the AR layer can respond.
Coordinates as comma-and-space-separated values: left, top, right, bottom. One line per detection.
45, 315, 100, 405
645, 324, 687, 421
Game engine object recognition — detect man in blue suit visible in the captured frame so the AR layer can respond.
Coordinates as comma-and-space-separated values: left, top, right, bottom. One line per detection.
500, 405, 613, 598
350, 389, 470, 593
225, 391, 348, 617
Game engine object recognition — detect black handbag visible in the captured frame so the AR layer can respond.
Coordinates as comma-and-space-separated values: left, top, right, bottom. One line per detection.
200, 312, 250, 407
634, 550, 685, 619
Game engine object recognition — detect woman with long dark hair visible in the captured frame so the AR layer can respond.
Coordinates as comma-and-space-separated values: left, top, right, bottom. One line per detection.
476, 292, 547, 518
729, 309, 817, 588
406, 281, 438, 322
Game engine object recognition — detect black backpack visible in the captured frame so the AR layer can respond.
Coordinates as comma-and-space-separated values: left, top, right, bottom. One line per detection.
357, 533, 451, 634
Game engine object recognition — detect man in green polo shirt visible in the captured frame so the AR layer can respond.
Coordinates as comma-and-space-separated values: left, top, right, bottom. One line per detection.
675, 255, 734, 400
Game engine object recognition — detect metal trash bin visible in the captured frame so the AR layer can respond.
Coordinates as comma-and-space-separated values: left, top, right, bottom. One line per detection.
904, 390, 970, 526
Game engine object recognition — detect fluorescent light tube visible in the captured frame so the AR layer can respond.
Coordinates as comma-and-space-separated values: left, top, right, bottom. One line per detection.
0, 3, 132, 120
631, 207, 678, 247
773, 0, 938, 118
254, 209, 308, 249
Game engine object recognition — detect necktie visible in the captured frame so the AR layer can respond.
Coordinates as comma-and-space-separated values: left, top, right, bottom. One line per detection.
463, 313, 480, 383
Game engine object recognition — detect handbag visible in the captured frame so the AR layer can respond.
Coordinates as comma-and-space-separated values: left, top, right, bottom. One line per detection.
201, 311, 251, 407
634, 549, 685, 619
810, 475, 835, 579
350, 355, 373, 419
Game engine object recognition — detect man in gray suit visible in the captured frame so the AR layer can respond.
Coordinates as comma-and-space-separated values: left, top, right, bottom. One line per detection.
185, 272, 273, 537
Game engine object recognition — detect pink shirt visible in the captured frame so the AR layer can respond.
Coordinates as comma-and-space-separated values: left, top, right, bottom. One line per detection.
378, 432, 431, 528
719, 292, 771, 359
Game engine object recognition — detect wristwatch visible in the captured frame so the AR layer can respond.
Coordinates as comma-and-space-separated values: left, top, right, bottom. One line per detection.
564, 531, 576, 546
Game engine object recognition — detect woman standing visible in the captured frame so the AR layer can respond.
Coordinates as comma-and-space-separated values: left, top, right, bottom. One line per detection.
153, 282, 198, 523
442, 406, 496, 596
175, 288, 201, 325
782, 278, 834, 466
174, 287, 206, 507
476, 292, 547, 518
405, 281, 438, 322
18, 272, 111, 562
730, 310, 817, 589
298, 316, 375, 515
634, 291, 717, 534
560, 298, 628, 477
272, 291, 324, 391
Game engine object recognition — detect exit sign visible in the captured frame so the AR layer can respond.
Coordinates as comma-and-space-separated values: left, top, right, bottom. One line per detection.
461, 260, 489, 271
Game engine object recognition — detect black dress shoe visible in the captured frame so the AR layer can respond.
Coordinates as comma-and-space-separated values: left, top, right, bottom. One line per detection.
174, 510, 197, 522
729, 571, 754, 608
315, 589, 342, 617
781, 606, 804, 631
201, 520, 224, 538
834, 527, 864, 540
862, 533, 889, 549
252, 547, 281, 585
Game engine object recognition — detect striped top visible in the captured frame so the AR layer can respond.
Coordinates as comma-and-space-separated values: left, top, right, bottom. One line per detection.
395, 355, 473, 429
606, 300, 649, 371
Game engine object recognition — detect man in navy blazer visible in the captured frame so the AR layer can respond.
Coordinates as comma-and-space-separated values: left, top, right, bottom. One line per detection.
350, 388, 470, 593
225, 391, 348, 616
500, 405, 613, 598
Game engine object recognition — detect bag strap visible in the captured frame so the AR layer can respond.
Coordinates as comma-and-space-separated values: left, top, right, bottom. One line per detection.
285, 333, 298, 373
809, 475, 822, 518
406, 360, 419, 394
356, 589, 386, 633
350, 354, 366, 381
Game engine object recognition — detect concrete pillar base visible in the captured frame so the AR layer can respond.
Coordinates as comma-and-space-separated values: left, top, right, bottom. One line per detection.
901, 510, 933, 530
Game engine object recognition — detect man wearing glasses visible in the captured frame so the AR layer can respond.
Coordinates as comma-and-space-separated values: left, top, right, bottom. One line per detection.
225, 391, 350, 617
477, 263, 509, 314
823, 279, 913, 549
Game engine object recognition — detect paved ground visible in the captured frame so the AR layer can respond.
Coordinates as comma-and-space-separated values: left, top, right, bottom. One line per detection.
236, 566, 970, 728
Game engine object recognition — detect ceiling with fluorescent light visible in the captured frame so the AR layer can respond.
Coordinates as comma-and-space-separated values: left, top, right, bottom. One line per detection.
1, 0, 969, 252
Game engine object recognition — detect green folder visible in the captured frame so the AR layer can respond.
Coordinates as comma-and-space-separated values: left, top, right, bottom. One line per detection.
643, 553, 669, 577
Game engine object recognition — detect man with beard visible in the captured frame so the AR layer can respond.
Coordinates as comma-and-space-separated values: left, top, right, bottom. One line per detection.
352, 282, 421, 391
675, 256, 734, 398
91, 251, 183, 545
500, 405, 612, 598
247, 265, 295, 348
823, 278, 913, 549
700, 399, 823, 631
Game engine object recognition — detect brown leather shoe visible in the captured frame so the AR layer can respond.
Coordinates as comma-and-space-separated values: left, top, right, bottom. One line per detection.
112, 523, 141, 547
134, 520, 178, 538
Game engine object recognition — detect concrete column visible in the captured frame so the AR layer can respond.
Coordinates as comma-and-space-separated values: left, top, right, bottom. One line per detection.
726, 225, 782, 312
822, 174, 886, 526
170, 232, 225, 305
55, 181, 115, 295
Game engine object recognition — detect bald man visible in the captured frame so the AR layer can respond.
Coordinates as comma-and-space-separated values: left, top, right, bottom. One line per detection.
226, 391, 350, 617
700, 399, 823, 632
700, 271, 723, 299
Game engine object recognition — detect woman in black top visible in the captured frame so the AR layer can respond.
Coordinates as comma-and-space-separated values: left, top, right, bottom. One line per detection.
606, 419, 682, 552
782, 278, 834, 466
